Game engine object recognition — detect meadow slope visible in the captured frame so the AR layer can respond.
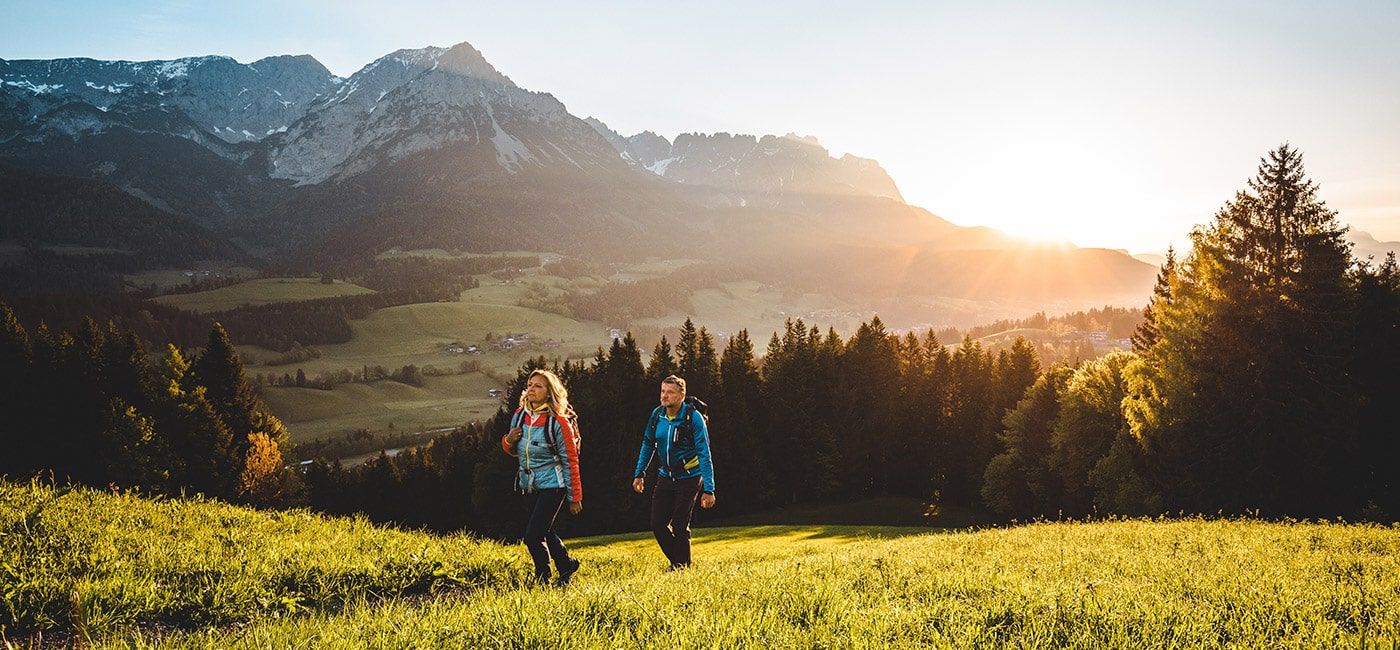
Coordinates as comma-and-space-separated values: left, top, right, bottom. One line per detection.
1, 482, 1396, 648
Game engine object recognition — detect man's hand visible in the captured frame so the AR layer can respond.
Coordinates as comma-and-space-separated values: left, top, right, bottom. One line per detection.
700, 493, 716, 509
505, 427, 523, 445
569, 500, 583, 515
632, 477, 645, 493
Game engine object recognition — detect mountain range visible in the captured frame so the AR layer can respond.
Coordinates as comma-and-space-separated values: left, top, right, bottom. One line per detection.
0, 41, 1161, 320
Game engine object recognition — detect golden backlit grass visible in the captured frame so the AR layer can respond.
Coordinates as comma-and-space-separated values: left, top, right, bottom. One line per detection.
3, 481, 1396, 648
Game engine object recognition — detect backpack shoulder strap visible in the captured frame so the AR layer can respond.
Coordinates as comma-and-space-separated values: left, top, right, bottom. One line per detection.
546, 414, 562, 457
647, 406, 663, 439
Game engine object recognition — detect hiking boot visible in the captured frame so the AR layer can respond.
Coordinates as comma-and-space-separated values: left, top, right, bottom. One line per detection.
556, 558, 581, 586
530, 572, 551, 587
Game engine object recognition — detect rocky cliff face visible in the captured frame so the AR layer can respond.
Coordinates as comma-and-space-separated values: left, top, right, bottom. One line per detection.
267, 43, 624, 186
585, 119, 903, 204
0, 54, 337, 144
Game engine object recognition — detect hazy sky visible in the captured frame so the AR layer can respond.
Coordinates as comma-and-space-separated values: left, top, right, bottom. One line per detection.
6, 1, 1398, 253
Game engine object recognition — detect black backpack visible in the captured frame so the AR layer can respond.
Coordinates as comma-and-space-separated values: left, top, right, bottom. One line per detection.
648, 396, 708, 447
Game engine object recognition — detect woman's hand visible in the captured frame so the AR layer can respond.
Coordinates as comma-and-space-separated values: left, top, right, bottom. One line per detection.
569, 500, 583, 515
505, 427, 523, 445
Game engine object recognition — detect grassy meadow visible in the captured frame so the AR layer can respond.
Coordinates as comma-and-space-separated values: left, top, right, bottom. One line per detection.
236, 270, 612, 444
3, 481, 1397, 648
151, 278, 376, 313
261, 372, 504, 444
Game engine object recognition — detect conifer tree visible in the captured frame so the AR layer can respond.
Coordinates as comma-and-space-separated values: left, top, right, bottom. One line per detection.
1126, 145, 1357, 515
646, 336, 676, 385
0, 304, 35, 477
676, 318, 700, 382
982, 367, 1070, 517
833, 317, 900, 495
1131, 248, 1176, 354
190, 323, 289, 501
1351, 253, 1400, 515
691, 327, 720, 399
718, 329, 767, 507
946, 336, 995, 504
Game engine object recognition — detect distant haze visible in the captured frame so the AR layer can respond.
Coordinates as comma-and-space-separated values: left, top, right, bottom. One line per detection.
6, 1, 1398, 253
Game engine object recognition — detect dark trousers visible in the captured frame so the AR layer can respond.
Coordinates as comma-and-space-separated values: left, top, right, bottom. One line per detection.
523, 488, 572, 578
650, 475, 702, 568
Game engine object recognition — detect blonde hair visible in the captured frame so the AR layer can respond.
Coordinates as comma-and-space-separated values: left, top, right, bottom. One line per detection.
662, 374, 687, 393
519, 368, 574, 417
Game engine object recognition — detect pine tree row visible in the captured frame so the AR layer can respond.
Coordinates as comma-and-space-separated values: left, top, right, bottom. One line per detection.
0, 308, 290, 504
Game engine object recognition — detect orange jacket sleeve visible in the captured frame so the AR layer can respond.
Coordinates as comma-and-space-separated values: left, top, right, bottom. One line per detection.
558, 415, 583, 503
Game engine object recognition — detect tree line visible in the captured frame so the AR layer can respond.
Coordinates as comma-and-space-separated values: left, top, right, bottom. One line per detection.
0, 308, 291, 505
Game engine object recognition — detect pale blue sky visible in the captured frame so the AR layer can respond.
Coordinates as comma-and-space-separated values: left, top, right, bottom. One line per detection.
5, 1, 1398, 252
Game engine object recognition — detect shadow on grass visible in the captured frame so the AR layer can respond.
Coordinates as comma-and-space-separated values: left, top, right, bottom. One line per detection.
565, 495, 998, 549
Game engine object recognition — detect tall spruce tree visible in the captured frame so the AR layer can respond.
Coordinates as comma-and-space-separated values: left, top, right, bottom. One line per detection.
691, 327, 720, 400
1131, 248, 1177, 354
0, 305, 35, 477
981, 367, 1071, 518
676, 318, 700, 383
946, 336, 995, 505
1125, 145, 1357, 515
1350, 253, 1400, 516
717, 329, 766, 509
646, 336, 676, 386
190, 323, 289, 502
833, 317, 900, 496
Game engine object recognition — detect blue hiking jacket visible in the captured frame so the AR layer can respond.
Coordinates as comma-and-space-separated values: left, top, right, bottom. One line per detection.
633, 404, 716, 494
502, 407, 583, 502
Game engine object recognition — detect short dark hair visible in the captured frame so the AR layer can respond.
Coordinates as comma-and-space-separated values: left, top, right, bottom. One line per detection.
661, 375, 687, 393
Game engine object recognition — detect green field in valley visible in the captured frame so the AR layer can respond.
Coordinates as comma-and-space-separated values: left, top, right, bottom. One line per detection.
637, 280, 861, 338
248, 279, 614, 444
3, 481, 1396, 648
124, 265, 259, 291
151, 278, 376, 313
261, 372, 506, 444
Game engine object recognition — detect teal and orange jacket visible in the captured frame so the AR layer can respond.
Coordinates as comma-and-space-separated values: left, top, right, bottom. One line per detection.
501, 407, 583, 502
633, 404, 716, 495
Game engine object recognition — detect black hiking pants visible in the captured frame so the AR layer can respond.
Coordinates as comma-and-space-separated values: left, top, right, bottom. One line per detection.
523, 488, 572, 579
650, 475, 702, 568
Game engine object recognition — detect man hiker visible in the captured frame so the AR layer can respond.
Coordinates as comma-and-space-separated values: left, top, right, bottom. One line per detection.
632, 374, 716, 570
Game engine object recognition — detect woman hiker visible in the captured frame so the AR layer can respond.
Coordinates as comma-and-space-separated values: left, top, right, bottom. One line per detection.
502, 369, 583, 586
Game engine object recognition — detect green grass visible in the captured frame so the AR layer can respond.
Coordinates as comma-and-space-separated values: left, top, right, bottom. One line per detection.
374, 248, 552, 262
633, 280, 863, 338
261, 372, 505, 444
124, 266, 258, 292
275, 296, 607, 372
248, 290, 613, 443
3, 481, 1397, 648
150, 278, 376, 313
0, 481, 520, 646
0, 241, 134, 262
609, 257, 705, 282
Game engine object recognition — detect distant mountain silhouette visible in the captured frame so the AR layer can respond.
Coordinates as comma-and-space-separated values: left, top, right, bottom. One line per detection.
0, 42, 1158, 311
